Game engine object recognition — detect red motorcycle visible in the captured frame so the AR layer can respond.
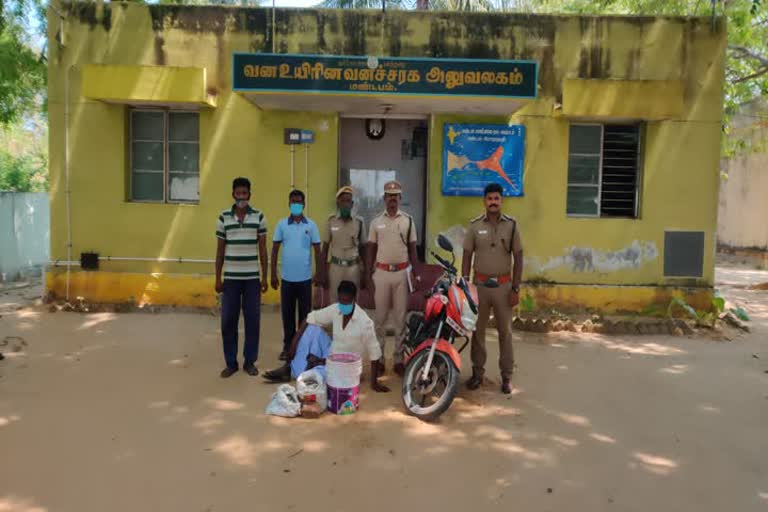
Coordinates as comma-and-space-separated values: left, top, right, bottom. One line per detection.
400, 234, 479, 421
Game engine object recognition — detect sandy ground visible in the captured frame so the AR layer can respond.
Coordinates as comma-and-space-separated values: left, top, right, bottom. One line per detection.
1, 268, 767, 512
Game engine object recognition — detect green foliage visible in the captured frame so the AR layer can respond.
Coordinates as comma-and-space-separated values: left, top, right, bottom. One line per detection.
520, 294, 535, 312
640, 303, 664, 317
157, 0, 262, 5
0, 112, 48, 191
712, 293, 726, 316
313, 0, 410, 8
0, 150, 47, 191
667, 297, 699, 321
667, 294, 727, 328
428, 0, 495, 11
0, 0, 47, 126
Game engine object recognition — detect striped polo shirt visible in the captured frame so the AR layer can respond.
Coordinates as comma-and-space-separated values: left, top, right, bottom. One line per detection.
216, 205, 268, 280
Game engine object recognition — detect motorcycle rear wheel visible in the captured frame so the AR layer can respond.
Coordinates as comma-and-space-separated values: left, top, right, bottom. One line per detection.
401, 350, 459, 422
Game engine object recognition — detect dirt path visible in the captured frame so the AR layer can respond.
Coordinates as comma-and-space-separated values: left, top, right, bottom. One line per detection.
1, 270, 767, 512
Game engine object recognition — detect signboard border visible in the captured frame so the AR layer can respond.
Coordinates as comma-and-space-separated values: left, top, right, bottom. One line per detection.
232, 52, 539, 100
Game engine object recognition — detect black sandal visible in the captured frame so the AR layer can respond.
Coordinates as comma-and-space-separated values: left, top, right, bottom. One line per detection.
262, 364, 291, 383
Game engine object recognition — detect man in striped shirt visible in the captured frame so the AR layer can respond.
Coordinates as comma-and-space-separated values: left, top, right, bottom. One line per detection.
215, 177, 269, 378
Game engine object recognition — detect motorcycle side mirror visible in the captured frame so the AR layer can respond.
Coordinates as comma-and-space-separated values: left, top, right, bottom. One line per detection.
437, 234, 454, 253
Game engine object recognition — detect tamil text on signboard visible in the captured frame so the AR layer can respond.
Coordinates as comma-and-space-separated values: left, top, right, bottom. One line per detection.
233, 54, 538, 99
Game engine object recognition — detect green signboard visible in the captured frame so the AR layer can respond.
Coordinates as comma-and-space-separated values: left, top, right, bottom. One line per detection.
233, 53, 538, 99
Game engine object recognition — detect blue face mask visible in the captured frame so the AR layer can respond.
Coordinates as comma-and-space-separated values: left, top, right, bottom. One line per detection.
289, 203, 304, 216
338, 302, 354, 316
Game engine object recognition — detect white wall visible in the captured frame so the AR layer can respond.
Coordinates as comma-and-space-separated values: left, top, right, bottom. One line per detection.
0, 192, 50, 281
718, 151, 768, 250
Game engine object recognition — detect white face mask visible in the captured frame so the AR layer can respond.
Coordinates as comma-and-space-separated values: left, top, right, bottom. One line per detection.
236, 199, 249, 209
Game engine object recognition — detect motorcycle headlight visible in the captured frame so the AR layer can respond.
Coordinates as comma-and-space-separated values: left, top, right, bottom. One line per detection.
460, 297, 478, 331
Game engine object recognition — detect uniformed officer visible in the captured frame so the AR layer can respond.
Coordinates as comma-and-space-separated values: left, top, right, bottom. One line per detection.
320, 186, 367, 303
366, 180, 419, 376
461, 182, 523, 394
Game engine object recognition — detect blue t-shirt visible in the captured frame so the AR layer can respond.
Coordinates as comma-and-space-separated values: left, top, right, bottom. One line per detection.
273, 216, 321, 282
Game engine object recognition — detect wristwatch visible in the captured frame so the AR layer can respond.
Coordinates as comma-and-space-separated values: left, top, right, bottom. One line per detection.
511, 285, 520, 293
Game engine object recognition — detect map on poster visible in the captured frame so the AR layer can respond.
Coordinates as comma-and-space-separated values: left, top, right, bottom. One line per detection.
442, 124, 525, 197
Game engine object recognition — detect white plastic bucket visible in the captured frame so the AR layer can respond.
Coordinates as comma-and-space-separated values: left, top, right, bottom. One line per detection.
326, 352, 362, 388
326, 352, 363, 415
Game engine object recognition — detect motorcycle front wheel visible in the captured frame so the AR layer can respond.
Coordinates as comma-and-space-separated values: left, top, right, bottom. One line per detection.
401, 349, 459, 422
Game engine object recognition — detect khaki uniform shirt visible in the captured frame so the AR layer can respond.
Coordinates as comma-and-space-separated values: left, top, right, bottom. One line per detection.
325, 214, 366, 261
368, 210, 417, 265
463, 213, 522, 276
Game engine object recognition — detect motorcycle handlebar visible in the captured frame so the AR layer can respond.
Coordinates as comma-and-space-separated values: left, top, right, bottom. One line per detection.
427, 249, 477, 314
430, 251, 456, 274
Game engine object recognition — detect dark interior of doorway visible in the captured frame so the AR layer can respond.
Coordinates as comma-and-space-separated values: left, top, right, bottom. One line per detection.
338, 117, 428, 262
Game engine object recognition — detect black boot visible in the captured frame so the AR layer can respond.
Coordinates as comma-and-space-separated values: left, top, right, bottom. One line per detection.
501, 377, 512, 394
466, 370, 483, 390
263, 363, 291, 383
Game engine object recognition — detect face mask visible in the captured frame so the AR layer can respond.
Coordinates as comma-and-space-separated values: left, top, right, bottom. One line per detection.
338, 302, 354, 316
339, 207, 352, 218
235, 199, 249, 209
289, 203, 304, 216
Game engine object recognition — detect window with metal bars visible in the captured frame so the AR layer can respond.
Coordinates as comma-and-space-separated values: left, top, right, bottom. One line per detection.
566, 123, 642, 218
129, 109, 200, 203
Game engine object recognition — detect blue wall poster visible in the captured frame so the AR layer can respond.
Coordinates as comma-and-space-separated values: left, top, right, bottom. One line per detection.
442, 123, 525, 197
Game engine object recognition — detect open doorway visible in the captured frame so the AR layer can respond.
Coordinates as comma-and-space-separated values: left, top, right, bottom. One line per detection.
338, 117, 428, 261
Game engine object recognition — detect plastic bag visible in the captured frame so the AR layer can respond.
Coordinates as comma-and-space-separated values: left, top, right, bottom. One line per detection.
265, 384, 301, 418
296, 369, 328, 412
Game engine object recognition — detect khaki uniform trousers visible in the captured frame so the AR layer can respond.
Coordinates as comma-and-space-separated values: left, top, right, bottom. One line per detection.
373, 268, 408, 364
472, 283, 515, 379
328, 263, 361, 303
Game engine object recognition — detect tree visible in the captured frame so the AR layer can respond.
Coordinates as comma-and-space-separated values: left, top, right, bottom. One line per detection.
0, 0, 46, 126
0, 151, 47, 191
427, 0, 494, 11
0, 110, 48, 191
314, 0, 410, 8
157, 0, 263, 5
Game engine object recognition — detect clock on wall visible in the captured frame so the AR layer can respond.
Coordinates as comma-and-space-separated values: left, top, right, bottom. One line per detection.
365, 118, 386, 140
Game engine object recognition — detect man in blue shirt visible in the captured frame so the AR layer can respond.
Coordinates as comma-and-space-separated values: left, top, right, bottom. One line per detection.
270, 189, 322, 361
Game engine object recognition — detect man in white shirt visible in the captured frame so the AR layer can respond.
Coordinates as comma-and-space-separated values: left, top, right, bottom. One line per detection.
263, 281, 390, 392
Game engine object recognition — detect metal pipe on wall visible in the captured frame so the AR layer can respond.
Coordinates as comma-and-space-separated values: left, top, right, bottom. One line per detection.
50, 256, 215, 266
64, 65, 73, 301
290, 144, 296, 189
272, 0, 276, 54
100, 256, 215, 263
304, 143, 309, 213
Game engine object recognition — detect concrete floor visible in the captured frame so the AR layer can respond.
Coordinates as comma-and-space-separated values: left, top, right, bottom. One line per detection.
0, 267, 767, 512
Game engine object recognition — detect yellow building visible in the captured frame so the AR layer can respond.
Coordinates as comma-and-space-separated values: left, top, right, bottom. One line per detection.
46, 2, 726, 312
